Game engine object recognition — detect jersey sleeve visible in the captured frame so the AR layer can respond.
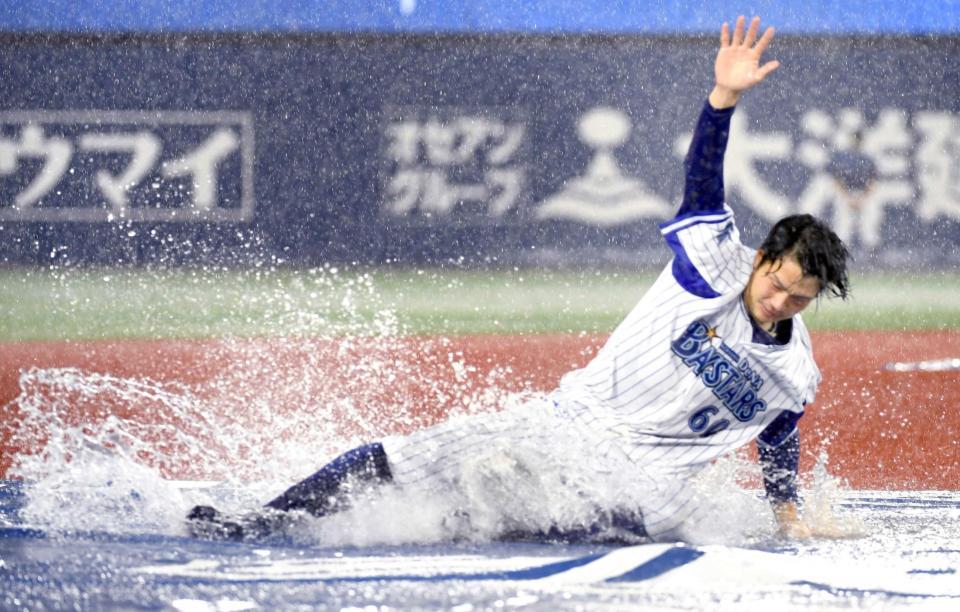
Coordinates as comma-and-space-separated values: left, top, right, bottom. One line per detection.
659, 101, 750, 298
757, 410, 802, 503
677, 100, 735, 218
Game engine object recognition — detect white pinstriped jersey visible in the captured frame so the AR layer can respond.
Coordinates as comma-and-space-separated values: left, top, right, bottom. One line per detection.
553, 204, 820, 489
382, 204, 820, 539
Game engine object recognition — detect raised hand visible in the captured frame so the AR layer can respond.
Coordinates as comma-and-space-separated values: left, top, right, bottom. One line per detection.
710, 16, 780, 108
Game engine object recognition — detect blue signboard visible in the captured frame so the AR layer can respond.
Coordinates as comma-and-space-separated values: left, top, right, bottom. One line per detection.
1, 33, 959, 268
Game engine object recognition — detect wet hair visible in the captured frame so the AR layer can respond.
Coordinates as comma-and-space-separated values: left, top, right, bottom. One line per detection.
758, 214, 850, 299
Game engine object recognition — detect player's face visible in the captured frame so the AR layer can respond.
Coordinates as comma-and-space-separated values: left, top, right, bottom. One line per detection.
744, 252, 820, 328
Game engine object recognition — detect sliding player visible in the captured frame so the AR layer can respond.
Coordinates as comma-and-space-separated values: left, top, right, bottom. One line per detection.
188, 16, 850, 543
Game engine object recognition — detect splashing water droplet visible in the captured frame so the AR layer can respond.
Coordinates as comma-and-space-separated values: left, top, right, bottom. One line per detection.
3, 268, 521, 538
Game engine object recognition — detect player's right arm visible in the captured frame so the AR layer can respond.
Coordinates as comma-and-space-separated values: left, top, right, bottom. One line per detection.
658, 98, 742, 298
658, 17, 780, 298
677, 16, 779, 217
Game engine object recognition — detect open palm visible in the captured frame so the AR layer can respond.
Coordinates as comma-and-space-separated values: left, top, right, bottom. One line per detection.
715, 16, 780, 93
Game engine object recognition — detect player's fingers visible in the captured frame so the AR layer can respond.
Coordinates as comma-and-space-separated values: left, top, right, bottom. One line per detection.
756, 60, 781, 81
720, 22, 730, 47
744, 16, 760, 47
732, 15, 746, 46
754, 26, 776, 55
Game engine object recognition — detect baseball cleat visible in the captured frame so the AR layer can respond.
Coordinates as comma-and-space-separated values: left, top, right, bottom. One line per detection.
186, 504, 295, 542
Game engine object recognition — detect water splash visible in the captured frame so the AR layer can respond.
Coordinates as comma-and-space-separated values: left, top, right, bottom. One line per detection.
679, 453, 777, 545
802, 451, 867, 538
1, 266, 856, 545
2, 267, 518, 536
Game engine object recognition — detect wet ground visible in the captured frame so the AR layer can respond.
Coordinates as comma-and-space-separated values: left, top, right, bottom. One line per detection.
2, 481, 958, 611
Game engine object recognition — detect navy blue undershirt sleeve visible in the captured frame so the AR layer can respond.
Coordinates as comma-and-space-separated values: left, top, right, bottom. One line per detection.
265, 442, 392, 516
757, 411, 802, 503
676, 101, 735, 218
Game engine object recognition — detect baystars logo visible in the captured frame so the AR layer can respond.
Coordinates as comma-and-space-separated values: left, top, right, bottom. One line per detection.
671, 320, 767, 422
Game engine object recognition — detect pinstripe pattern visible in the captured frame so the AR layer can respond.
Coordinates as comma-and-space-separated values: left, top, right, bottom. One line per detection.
383, 202, 819, 542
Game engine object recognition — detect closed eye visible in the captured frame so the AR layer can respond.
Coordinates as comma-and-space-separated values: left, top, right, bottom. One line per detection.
770, 274, 815, 306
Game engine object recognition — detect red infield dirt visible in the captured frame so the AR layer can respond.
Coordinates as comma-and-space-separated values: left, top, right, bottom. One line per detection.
1, 331, 958, 488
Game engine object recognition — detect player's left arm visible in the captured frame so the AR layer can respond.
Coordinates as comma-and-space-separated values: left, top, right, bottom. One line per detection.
759, 411, 863, 539
757, 411, 802, 524
757, 411, 817, 538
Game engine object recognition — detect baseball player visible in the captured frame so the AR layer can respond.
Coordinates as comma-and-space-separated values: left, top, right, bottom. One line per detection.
188, 16, 850, 543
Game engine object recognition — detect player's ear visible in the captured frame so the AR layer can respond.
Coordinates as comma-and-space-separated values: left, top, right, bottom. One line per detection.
752, 250, 765, 270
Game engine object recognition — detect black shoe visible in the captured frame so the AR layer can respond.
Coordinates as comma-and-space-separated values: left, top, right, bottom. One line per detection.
186, 504, 246, 541
187, 504, 296, 542
186, 504, 219, 522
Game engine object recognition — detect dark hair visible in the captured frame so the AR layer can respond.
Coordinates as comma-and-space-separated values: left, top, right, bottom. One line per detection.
758, 214, 850, 299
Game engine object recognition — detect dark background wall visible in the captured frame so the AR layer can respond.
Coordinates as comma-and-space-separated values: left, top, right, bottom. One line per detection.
2, 4, 959, 268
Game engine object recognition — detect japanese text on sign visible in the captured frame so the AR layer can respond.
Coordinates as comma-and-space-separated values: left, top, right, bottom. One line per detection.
0, 110, 255, 222
382, 110, 527, 222
672, 106, 960, 248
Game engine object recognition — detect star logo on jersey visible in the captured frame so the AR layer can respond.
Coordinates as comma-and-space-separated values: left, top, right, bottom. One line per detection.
704, 325, 724, 349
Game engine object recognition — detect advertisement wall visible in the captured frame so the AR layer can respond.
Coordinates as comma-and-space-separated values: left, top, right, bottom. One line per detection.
2, 34, 959, 268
